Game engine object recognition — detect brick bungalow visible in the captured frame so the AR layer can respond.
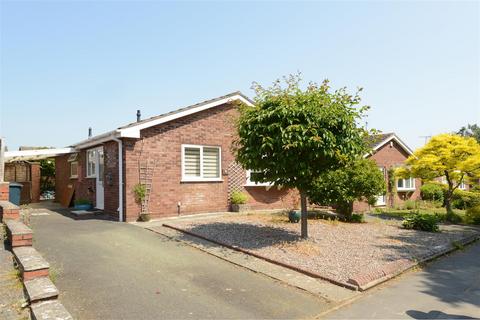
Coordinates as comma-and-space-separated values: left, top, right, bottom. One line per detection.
55, 92, 292, 222
353, 133, 421, 212
54, 92, 420, 221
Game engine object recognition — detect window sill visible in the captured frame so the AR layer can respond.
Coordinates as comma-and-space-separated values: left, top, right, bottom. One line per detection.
397, 188, 416, 192
70, 176, 78, 179
181, 178, 223, 183
244, 183, 273, 187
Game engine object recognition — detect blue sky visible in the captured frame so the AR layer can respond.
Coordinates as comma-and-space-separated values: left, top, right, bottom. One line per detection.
1, 1, 478, 151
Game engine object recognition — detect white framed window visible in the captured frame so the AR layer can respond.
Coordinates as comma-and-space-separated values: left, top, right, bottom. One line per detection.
181, 144, 221, 181
86, 149, 97, 178
245, 170, 273, 187
397, 177, 415, 191
458, 181, 467, 190
70, 161, 78, 179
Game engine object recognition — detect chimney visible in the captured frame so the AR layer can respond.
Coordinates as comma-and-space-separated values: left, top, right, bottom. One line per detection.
88, 127, 92, 138
137, 110, 141, 122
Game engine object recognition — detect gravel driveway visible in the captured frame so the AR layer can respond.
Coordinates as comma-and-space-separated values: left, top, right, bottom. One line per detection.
169, 213, 480, 283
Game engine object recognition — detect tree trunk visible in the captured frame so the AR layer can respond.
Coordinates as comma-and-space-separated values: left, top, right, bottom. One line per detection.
445, 192, 454, 221
300, 192, 308, 239
444, 172, 455, 222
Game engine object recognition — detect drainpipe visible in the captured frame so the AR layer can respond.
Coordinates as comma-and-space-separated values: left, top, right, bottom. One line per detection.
112, 138, 124, 222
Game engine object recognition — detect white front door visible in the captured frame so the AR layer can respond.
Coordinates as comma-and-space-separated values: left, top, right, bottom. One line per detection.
376, 194, 386, 206
95, 148, 104, 210
376, 166, 386, 206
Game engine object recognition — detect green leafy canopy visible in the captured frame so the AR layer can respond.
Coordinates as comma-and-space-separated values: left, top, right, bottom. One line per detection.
308, 158, 386, 213
234, 74, 372, 192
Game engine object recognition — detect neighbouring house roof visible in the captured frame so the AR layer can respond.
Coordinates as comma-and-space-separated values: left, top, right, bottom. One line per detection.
365, 132, 414, 157
4, 148, 75, 162
72, 91, 254, 149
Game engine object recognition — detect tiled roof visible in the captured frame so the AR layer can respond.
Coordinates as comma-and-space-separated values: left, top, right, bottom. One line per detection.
118, 91, 252, 130
365, 133, 395, 149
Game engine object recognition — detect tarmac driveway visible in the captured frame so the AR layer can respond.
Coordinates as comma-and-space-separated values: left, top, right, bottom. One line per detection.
29, 206, 330, 319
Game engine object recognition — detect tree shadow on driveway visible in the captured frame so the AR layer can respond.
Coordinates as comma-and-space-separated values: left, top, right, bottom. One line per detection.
406, 310, 476, 319
177, 222, 301, 250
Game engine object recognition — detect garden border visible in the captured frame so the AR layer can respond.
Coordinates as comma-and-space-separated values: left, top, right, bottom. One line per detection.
163, 223, 480, 292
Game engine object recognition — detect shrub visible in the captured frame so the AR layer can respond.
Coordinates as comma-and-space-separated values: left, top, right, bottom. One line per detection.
402, 212, 439, 232
420, 183, 444, 203
349, 213, 365, 223
74, 198, 91, 205
452, 190, 480, 209
446, 212, 463, 224
231, 191, 248, 205
133, 184, 146, 204
465, 206, 480, 225
404, 200, 416, 210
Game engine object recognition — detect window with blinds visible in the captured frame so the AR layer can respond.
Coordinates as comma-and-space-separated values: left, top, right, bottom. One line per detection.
182, 145, 221, 181
184, 147, 201, 177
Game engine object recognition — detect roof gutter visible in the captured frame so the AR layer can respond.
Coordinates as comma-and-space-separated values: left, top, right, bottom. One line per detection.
72, 130, 121, 149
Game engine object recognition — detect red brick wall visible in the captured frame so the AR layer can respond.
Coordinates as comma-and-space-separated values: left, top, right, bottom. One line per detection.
30, 163, 41, 203
55, 152, 95, 207
55, 144, 119, 217
0, 182, 9, 201
353, 140, 421, 212
103, 141, 119, 216
123, 102, 295, 222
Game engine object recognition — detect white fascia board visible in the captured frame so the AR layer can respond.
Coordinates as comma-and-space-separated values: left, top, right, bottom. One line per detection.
72, 131, 121, 149
118, 94, 254, 138
5, 148, 76, 159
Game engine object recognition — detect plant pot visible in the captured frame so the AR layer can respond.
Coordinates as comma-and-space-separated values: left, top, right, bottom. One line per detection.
139, 213, 151, 222
289, 210, 301, 223
74, 204, 92, 211
231, 203, 249, 212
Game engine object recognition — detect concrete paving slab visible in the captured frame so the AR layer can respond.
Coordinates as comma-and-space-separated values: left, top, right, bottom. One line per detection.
5, 220, 32, 235
31, 300, 73, 320
24, 277, 59, 303
13, 246, 49, 272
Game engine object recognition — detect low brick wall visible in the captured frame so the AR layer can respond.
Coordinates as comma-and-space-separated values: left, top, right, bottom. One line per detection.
0, 200, 20, 222
6, 220, 33, 247
0, 182, 9, 201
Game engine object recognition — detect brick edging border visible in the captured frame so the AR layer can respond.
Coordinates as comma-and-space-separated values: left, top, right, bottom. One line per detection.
162, 223, 359, 291
164, 223, 480, 292
347, 232, 480, 291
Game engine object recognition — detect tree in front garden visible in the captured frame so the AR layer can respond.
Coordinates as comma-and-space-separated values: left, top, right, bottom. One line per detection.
458, 124, 480, 143
396, 134, 480, 221
234, 74, 370, 238
307, 158, 386, 218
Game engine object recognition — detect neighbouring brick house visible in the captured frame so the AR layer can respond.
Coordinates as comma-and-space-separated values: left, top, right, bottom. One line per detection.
55, 92, 293, 222
353, 133, 421, 212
